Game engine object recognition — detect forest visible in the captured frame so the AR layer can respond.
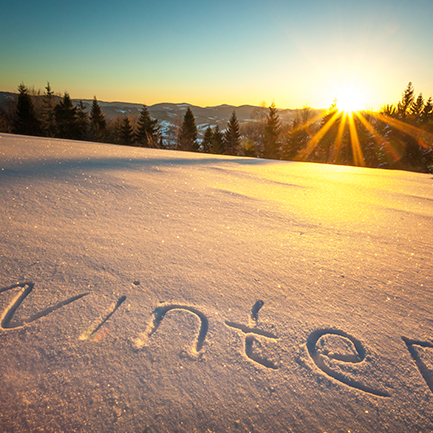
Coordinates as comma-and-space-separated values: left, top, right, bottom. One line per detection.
1, 82, 432, 173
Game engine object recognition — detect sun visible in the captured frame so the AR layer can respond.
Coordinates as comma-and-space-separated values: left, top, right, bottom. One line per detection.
335, 83, 367, 114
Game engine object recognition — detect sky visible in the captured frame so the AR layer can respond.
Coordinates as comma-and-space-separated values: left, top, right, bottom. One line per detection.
1, 0, 433, 110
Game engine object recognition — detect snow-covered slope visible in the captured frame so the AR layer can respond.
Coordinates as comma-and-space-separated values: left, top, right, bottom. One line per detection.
1, 133, 432, 432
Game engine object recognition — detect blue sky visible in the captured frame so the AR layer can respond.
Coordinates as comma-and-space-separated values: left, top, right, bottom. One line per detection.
1, 0, 432, 109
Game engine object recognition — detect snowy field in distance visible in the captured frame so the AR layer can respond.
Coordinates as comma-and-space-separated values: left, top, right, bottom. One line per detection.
1, 133, 433, 432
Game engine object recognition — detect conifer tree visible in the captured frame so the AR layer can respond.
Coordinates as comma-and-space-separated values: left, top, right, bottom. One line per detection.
76, 100, 89, 140
90, 96, 106, 142
381, 104, 398, 118
54, 92, 79, 139
177, 107, 198, 151
13, 83, 42, 136
41, 82, 56, 137
263, 102, 281, 159
120, 116, 134, 145
211, 125, 225, 154
398, 82, 415, 120
411, 93, 424, 120
282, 114, 310, 161
202, 126, 213, 153
315, 101, 340, 163
421, 97, 433, 124
383, 85, 427, 171
135, 105, 158, 147
108, 116, 124, 144
224, 111, 240, 155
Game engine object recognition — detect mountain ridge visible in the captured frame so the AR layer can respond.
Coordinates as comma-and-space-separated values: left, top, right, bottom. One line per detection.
0, 91, 321, 127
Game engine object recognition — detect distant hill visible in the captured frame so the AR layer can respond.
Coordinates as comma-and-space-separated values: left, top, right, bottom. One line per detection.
65, 99, 306, 130
0, 92, 18, 110
0, 91, 321, 132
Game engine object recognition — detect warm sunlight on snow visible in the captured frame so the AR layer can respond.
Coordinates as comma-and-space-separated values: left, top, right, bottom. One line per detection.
1, 134, 433, 432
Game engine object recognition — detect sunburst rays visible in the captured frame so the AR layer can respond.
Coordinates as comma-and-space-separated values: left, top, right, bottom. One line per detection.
294, 107, 433, 169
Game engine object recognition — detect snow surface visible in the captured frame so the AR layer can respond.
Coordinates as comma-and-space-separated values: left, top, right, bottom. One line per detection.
1, 133, 433, 432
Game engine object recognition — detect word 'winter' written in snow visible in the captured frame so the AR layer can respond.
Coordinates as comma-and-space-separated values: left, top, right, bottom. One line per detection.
1, 282, 433, 398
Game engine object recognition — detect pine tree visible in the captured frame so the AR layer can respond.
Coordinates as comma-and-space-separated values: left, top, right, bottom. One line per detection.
177, 107, 198, 151
398, 82, 415, 120
381, 104, 398, 118
211, 125, 225, 154
135, 105, 158, 147
282, 114, 309, 161
421, 97, 433, 124
202, 126, 213, 153
90, 96, 106, 142
411, 93, 424, 121
108, 116, 124, 144
224, 111, 240, 155
54, 92, 79, 139
263, 102, 281, 159
13, 83, 42, 136
120, 116, 133, 145
316, 101, 340, 163
41, 82, 56, 137
76, 100, 89, 140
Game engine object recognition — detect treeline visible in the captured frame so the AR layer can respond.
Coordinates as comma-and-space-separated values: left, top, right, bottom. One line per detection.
177, 83, 433, 173
0, 83, 161, 147
1, 82, 432, 173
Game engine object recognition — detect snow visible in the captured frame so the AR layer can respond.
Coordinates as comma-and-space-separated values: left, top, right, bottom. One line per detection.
157, 120, 175, 134
1, 133, 433, 432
